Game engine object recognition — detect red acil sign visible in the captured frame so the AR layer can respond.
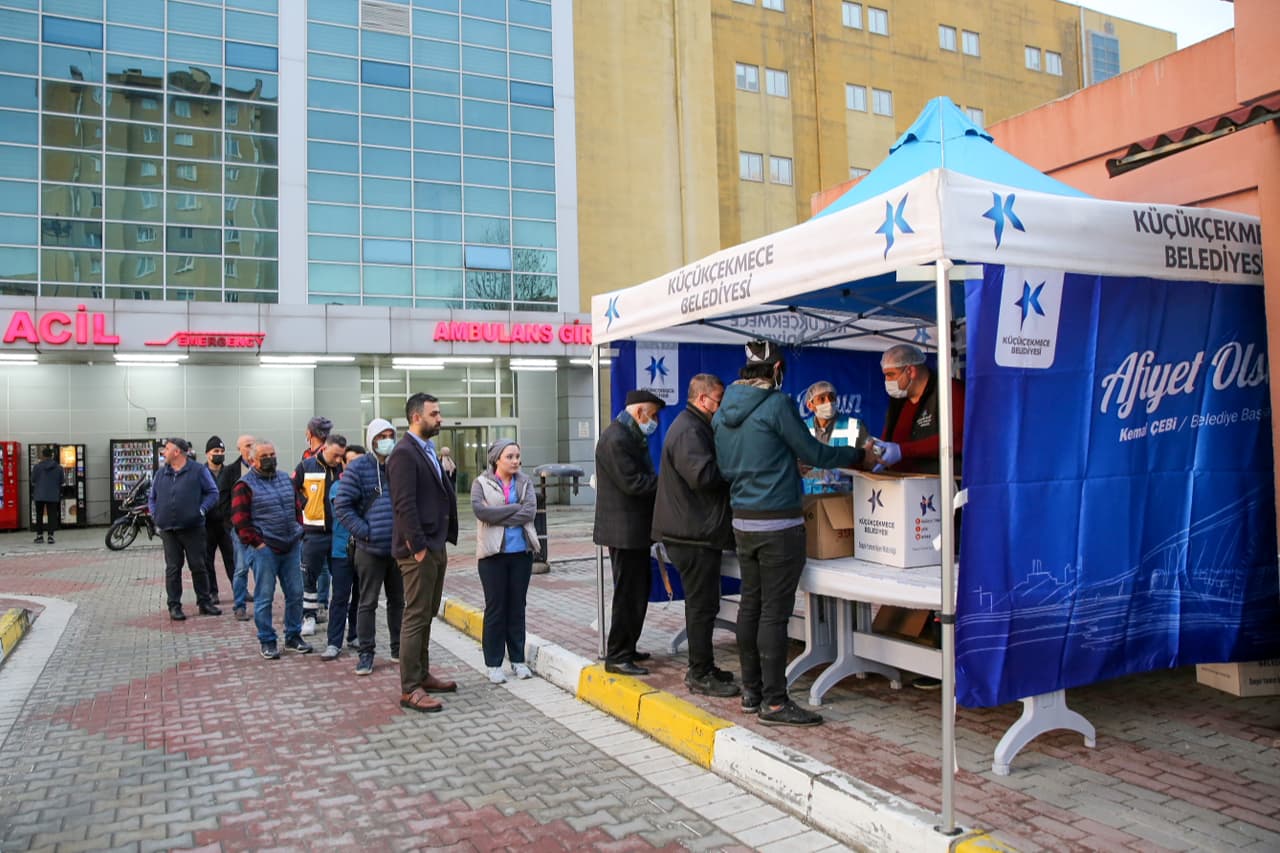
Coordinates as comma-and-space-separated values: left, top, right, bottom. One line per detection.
2, 306, 121, 345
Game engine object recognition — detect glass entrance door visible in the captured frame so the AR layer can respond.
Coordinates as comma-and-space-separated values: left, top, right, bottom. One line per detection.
435, 423, 516, 494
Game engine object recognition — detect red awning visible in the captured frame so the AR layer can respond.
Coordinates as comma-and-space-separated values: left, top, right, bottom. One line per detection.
1107, 93, 1280, 176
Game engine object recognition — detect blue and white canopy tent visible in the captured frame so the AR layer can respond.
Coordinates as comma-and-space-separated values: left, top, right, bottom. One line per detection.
589, 97, 1273, 835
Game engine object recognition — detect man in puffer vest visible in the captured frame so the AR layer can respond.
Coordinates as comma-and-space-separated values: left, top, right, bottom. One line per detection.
232, 440, 312, 660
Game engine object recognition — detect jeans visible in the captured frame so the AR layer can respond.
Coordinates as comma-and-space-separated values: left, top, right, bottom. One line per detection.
250, 541, 303, 644
204, 517, 235, 597
478, 550, 533, 668
325, 551, 358, 650
160, 526, 213, 610
34, 500, 59, 535
733, 525, 807, 707
231, 535, 254, 610
355, 548, 404, 657
665, 543, 723, 679
605, 547, 651, 664
301, 533, 331, 618
397, 548, 447, 694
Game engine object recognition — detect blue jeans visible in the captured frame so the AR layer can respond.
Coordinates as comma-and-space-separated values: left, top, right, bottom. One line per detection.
325, 551, 357, 650
251, 541, 303, 644
232, 536, 254, 609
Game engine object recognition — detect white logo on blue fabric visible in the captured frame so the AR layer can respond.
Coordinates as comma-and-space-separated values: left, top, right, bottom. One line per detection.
995, 267, 1065, 370
634, 342, 679, 405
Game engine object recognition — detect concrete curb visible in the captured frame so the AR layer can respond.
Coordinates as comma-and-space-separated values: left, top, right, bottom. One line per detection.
438, 594, 1013, 853
0, 608, 32, 666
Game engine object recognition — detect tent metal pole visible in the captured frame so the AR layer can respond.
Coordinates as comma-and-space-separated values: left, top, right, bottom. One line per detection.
592, 342, 607, 660
934, 257, 959, 837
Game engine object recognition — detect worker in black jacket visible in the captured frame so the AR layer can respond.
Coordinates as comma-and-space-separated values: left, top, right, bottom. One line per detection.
217, 434, 256, 619
650, 374, 739, 698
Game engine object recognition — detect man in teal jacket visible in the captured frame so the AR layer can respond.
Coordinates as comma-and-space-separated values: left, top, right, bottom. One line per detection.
713, 341, 865, 727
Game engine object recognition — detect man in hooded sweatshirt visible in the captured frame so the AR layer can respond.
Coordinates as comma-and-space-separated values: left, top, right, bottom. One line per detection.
712, 341, 866, 727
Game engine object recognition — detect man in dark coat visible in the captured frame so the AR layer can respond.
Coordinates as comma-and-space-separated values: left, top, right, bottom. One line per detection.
149, 437, 220, 621
218, 434, 256, 620
30, 446, 63, 544
594, 389, 665, 676
651, 374, 739, 697
202, 436, 235, 603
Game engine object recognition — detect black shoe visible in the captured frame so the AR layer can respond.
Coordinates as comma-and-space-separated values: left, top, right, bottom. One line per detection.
685, 672, 741, 698
233, 606, 249, 621
198, 604, 222, 616
33, 534, 43, 544
912, 676, 942, 690
758, 700, 823, 727
711, 667, 735, 683
604, 661, 649, 676
169, 606, 186, 622
260, 642, 280, 660
284, 636, 314, 654
630, 651, 651, 662
741, 692, 762, 714
211, 594, 221, 605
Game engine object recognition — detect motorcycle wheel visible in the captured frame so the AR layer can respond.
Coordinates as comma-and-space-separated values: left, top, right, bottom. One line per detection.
105, 518, 139, 551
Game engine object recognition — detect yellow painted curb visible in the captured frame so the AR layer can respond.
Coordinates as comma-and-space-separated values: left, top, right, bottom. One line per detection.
441, 598, 484, 641
577, 664, 656, 725
636, 690, 731, 768
0, 608, 32, 663
952, 830, 1019, 852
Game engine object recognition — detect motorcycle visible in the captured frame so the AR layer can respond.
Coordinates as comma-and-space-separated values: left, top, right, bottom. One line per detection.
105, 475, 158, 551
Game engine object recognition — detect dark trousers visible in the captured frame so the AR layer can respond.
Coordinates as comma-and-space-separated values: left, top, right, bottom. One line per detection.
605, 546, 651, 664
397, 548, 447, 694
478, 550, 533, 668
204, 517, 235, 596
665, 543, 723, 678
34, 501, 59, 535
355, 548, 404, 657
733, 525, 807, 707
301, 533, 331, 618
160, 526, 213, 610
325, 551, 360, 650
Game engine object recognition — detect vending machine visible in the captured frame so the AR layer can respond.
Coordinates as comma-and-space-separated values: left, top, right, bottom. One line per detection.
28, 443, 88, 529
109, 438, 162, 521
0, 441, 19, 531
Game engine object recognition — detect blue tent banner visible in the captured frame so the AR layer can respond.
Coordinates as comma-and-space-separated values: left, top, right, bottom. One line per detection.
957, 264, 1280, 708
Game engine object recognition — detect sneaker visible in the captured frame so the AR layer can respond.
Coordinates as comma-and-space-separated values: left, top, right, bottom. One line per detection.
320, 644, 341, 661
300, 616, 316, 636
33, 534, 43, 544
315, 607, 327, 625
711, 667, 735, 683
260, 642, 280, 660
233, 606, 249, 621
284, 636, 314, 654
912, 676, 942, 690
347, 639, 360, 650
389, 649, 400, 663
46, 535, 54, 544
758, 700, 823, 727
685, 671, 741, 698
512, 663, 532, 680
355, 653, 374, 675
741, 692, 762, 715
488, 667, 507, 684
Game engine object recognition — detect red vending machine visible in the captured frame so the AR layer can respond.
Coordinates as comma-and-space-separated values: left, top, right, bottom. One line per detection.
0, 441, 19, 530
28, 443, 88, 529
109, 438, 162, 521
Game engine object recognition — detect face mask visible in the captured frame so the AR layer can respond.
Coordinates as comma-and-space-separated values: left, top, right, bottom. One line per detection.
375, 437, 395, 456
209, 454, 224, 465
638, 417, 658, 436
258, 457, 278, 476
885, 372, 910, 400
814, 402, 836, 420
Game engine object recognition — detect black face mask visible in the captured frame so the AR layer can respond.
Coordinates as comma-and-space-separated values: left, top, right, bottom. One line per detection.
258, 458, 278, 476
209, 454, 224, 465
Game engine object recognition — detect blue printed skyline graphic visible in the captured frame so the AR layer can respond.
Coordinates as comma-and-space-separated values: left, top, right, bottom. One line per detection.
875, 194, 914, 259
604, 296, 621, 331
982, 192, 1026, 248
644, 356, 669, 383
1014, 281, 1045, 329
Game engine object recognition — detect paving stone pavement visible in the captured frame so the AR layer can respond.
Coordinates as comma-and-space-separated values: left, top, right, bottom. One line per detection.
0, 528, 850, 852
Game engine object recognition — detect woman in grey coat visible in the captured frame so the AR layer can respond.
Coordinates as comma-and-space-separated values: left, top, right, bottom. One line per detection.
470, 438, 539, 684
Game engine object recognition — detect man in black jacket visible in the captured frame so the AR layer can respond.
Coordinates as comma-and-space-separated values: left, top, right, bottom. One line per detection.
594, 389, 665, 676
202, 436, 235, 603
149, 438, 221, 620
218, 434, 256, 619
651, 375, 739, 697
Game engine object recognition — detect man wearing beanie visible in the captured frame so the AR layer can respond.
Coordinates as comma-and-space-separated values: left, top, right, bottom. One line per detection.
203, 436, 235, 602
593, 388, 665, 676
333, 418, 403, 671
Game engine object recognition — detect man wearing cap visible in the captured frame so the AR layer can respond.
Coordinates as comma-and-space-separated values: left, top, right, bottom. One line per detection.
202, 436, 235, 603
148, 437, 221, 621
594, 388, 665, 676
713, 341, 865, 726
333, 418, 403, 672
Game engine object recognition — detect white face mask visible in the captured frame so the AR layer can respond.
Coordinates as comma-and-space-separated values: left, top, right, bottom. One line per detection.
814, 402, 836, 420
375, 437, 396, 456
884, 367, 912, 399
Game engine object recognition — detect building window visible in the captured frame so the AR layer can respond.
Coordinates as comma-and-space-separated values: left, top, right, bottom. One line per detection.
845, 83, 867, 111
1046, 50, 1063, 76
136, 225, 157, 243
141, 97, 159, 112
769, 156, 793, 185
225, 260, 237, 279
140, 161, 159, 177
850, 166, 870, 179
141, 191, 159, 209
177, 194, 200, 211
842, 2, 861, 29
175, 256, 195, 274
226, 138, 241, 158
964, 107, 985, 126
735, 62, 759, 92
939, 26, 956, 52
962, 30, 980, 56
175, 164, 198, 181
135, 256, 156, 276
226, 104, 239, 126
226, 168, 241, 182
762, 0, 783, 10
872, 88, 893, 116
765, 68, 789, 98
173, 99, 192, 118
739, 151, 763, 182
143, 127, 161, 144
1025, 46, 1041, 71
1089, 32, 1119, 84
733, 0, 753, 4
174, 132, 194, 147
227, 229, 241, 243
867, 7, 888, 35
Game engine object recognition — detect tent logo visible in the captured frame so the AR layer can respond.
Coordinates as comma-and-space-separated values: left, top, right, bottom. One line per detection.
875, 194, 914, 259
604, 296, 621, 331
644, 355, 669, 382
867, 489, 884, 513
913, 327, 931, 344
983, 192, 1026, 249
995, 267, 1065, 370
920, 494, 936, 515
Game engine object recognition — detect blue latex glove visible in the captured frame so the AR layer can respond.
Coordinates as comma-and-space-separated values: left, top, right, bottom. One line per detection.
874, 440, 903, 467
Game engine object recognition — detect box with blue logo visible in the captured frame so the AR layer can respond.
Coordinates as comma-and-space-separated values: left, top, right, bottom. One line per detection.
849, 471, 942, 568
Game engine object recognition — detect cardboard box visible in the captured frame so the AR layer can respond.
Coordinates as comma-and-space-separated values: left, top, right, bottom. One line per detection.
850, 471, 942, 568
1196, 660, 1280, 697
803, 493, 855, 559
